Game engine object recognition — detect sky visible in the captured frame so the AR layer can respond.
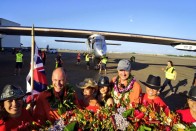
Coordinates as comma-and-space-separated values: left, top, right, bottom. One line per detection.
1, 0, 196, 56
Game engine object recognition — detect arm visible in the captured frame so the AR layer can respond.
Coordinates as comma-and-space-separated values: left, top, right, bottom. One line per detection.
106, 97, 114, 107
33, 93, 48, 124
173, 71, 177, 80
129, 82, 142, 104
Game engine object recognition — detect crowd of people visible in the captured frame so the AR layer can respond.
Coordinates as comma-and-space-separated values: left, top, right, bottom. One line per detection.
0, 52, 196, 130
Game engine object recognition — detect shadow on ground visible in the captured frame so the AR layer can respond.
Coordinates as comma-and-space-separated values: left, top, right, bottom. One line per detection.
160, 79, 189, 111
109, 59, 149, 71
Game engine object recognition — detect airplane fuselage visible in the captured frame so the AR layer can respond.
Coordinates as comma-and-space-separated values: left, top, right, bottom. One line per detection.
173, 44, 196, 51
87, 34, 107, 58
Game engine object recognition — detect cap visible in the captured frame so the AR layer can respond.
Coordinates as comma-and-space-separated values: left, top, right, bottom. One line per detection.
117, 59, 131, 71
140, 75, 161, 90
0, 84, 29, 101
98, 76, 110, 87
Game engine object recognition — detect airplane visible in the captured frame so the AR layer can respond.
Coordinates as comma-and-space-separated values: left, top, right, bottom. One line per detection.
0, 26, 196, 60
55, 34, 121, 58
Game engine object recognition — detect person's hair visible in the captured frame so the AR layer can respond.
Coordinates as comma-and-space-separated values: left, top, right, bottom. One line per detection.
0, 102, 9, 121
96, 84, 112, 103
168, 60, 173, 66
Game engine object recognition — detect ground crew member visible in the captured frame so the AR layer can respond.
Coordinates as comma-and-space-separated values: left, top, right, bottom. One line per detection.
85, 53, 90, 70
99, 56, 108, 75
55, 53, 63, 68
14, 50, 23, 76
159, 60, 177, 95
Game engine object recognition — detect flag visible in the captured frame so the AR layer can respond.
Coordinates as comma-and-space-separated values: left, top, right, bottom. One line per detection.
26, 45, 47, 93
26, 25, 47, 94
33, 45, 47, 92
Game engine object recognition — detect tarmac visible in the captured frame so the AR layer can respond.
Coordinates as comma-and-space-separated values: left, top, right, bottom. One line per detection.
0, 51, 195, 111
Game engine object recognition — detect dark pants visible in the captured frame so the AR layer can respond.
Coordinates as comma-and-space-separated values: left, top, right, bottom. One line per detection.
192, 73, 196, 86
160, 78, 174, 92
101, 63, 106, 70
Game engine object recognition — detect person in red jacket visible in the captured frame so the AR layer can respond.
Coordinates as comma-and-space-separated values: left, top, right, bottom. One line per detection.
0, 84, 33, 131
140, 75, 168, 107
76, 52, 81, 65
33, 67, 80, 125
140, 75, 170, 116
177, 86, 196, 124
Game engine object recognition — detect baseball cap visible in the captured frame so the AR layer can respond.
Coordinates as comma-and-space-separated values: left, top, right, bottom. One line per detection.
117, 59, 131, 71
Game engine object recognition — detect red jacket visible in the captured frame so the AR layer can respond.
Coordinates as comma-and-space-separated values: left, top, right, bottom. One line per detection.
141, 93, 170, 115
141, 93, 167, 107
177, 109, 196, 124
0, 109, 33, 131
33, 86, 79, 124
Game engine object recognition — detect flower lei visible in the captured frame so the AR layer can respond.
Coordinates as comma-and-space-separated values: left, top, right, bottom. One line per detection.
47, 84, 76, 115
114, 76, 136, 93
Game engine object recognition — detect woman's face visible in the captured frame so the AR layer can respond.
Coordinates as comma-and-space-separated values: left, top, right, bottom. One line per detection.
99, 86, 108, 95
4, 98, 23, 118
167, 62, 172, 67
146, 86, 158, 99
188, 98, 196, 112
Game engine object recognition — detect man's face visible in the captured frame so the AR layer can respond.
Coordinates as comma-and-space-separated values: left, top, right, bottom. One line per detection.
118, 70, 130, 81
52, 69, 66, 93
83, 87, 94, 98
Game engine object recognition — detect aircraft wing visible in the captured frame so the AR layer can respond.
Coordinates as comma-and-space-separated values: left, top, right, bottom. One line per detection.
1, 26, 196, 45
55, 40, 85, 43
55, 39, 121, 45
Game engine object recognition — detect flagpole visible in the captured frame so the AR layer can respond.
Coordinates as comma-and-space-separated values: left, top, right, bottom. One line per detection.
30, 25, 35, 92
